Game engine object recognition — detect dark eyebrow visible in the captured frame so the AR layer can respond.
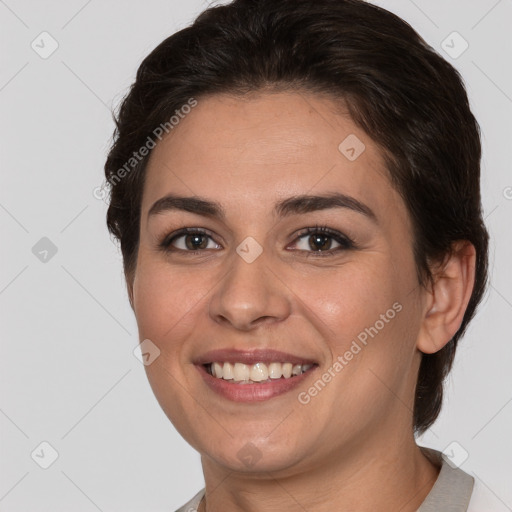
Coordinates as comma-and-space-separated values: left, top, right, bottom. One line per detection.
147, 192, 377, 223
148, 194, 225, 220
275, 193, 377, 222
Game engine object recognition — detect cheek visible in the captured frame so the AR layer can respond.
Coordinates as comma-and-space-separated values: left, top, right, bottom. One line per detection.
291, 251, 421, 388
132, 257, 209, 345
293, 259, 402, 342
131, 258, 211, 442
293, 259, 421, 414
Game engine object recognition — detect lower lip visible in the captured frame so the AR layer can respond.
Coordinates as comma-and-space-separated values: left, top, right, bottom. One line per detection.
196, 364, 317, 402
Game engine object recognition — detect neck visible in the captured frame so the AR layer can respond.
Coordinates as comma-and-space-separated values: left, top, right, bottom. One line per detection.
199, 431, 439, 512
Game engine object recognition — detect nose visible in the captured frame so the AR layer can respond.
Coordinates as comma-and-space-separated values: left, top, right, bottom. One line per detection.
208, 248, 292, 331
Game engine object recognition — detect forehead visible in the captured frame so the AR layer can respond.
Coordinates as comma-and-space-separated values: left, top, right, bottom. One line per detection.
141, 91, 404, 223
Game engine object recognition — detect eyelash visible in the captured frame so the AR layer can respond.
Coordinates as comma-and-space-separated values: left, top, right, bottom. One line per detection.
158, 225, 356, 258
292, 225, 356, 257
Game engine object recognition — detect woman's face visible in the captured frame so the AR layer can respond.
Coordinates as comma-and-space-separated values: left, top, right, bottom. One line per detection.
131, 91, 427, 475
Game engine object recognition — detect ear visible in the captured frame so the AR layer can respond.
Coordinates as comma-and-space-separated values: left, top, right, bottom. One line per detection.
416, 241, 476, 354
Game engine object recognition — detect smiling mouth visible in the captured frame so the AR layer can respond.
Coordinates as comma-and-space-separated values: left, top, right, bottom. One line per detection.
204, 361, 317, 384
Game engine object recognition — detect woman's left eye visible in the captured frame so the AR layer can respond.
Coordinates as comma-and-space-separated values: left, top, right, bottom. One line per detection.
290, 226, 355, 255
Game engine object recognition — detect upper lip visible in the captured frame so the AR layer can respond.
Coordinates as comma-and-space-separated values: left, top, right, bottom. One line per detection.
194, 348, 318, 366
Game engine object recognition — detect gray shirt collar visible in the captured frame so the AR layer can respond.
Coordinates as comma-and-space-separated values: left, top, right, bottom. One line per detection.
417, 447, 474, 512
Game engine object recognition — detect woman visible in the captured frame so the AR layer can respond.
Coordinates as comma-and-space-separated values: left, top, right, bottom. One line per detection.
104, 0, 490, 510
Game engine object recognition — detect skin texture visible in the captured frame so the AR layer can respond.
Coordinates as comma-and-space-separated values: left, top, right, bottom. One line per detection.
128, 92, 476, 511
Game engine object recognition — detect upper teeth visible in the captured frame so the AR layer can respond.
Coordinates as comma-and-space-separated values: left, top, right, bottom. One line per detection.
209, 362, 314, 382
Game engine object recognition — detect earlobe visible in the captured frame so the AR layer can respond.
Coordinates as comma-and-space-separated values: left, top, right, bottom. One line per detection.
416, 241, 476, 355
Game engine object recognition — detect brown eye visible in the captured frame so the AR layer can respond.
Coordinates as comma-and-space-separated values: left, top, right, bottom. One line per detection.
183, 233, 209, 250
295, 232, 341, 252
290, 226, 355, 256
160, 229, 222, 252
307, 233, 334, 251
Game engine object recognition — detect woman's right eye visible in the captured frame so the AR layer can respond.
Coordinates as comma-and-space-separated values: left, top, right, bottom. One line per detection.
160, 229, 222, 253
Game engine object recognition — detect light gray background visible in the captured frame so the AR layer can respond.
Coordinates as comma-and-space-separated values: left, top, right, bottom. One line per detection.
0, 0, 511, 510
